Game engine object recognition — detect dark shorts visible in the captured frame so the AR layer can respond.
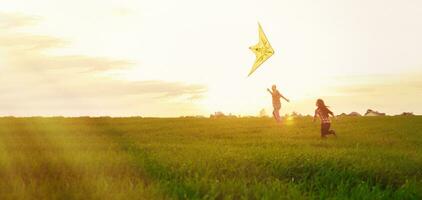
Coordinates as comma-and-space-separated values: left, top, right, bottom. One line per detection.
321, 123, 331, 137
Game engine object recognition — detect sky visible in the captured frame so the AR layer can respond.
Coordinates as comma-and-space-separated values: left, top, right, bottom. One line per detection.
0, 0, 421, 117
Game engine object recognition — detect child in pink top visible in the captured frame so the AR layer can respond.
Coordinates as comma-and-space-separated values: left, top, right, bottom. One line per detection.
313, 99, 336, 138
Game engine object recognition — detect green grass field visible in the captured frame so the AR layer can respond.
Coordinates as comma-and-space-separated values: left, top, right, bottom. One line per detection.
0, 116, 421, 199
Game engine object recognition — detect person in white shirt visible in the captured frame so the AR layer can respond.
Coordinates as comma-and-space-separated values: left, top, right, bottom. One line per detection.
267, 85, 289, 123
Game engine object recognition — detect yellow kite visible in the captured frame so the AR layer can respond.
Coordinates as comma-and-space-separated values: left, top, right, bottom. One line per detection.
248, 23, 274, 76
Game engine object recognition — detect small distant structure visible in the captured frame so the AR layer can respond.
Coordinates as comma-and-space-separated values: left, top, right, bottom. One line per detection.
210, 112, 225, 118
259, 109, 269, 118
397, 112, 415, 116
180, 115, 206, 118
337, 112, 361, 117
290, 111, 302, 118
226, 113, 237, 118
283, 112, 302, 119
364, 109, 386, 116
337, 113, 348, 117
210, 112, 237, 119
348, 112, 362, 117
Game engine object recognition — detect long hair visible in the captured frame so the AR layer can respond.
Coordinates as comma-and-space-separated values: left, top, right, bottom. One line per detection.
316, 99, 333, 117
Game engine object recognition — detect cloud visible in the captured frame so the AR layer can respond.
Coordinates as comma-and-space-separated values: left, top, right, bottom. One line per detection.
123, 80, 207, 98
0, 13, 207, 116
0, 33, 132, 73
0, 12, 39, 29
0, 34, 65, 52
0, 78, 207, 117
332, 74, 422, 96
14, 54, 133, 73
310, 74, 422, 115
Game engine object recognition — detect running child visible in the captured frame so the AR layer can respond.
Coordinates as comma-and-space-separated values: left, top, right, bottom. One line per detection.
313, 99, 336, 138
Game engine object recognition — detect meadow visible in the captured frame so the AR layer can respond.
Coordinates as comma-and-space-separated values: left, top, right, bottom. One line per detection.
0, 116, 420, 199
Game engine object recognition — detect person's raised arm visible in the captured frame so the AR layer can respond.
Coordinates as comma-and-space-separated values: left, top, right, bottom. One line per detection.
328, 109, 335, 118
313, 110, 318, 122
280, 93, 290, 102
267, 88, 273, 95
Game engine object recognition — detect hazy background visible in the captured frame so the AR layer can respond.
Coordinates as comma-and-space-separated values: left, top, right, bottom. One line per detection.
1, 0, 421, 117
